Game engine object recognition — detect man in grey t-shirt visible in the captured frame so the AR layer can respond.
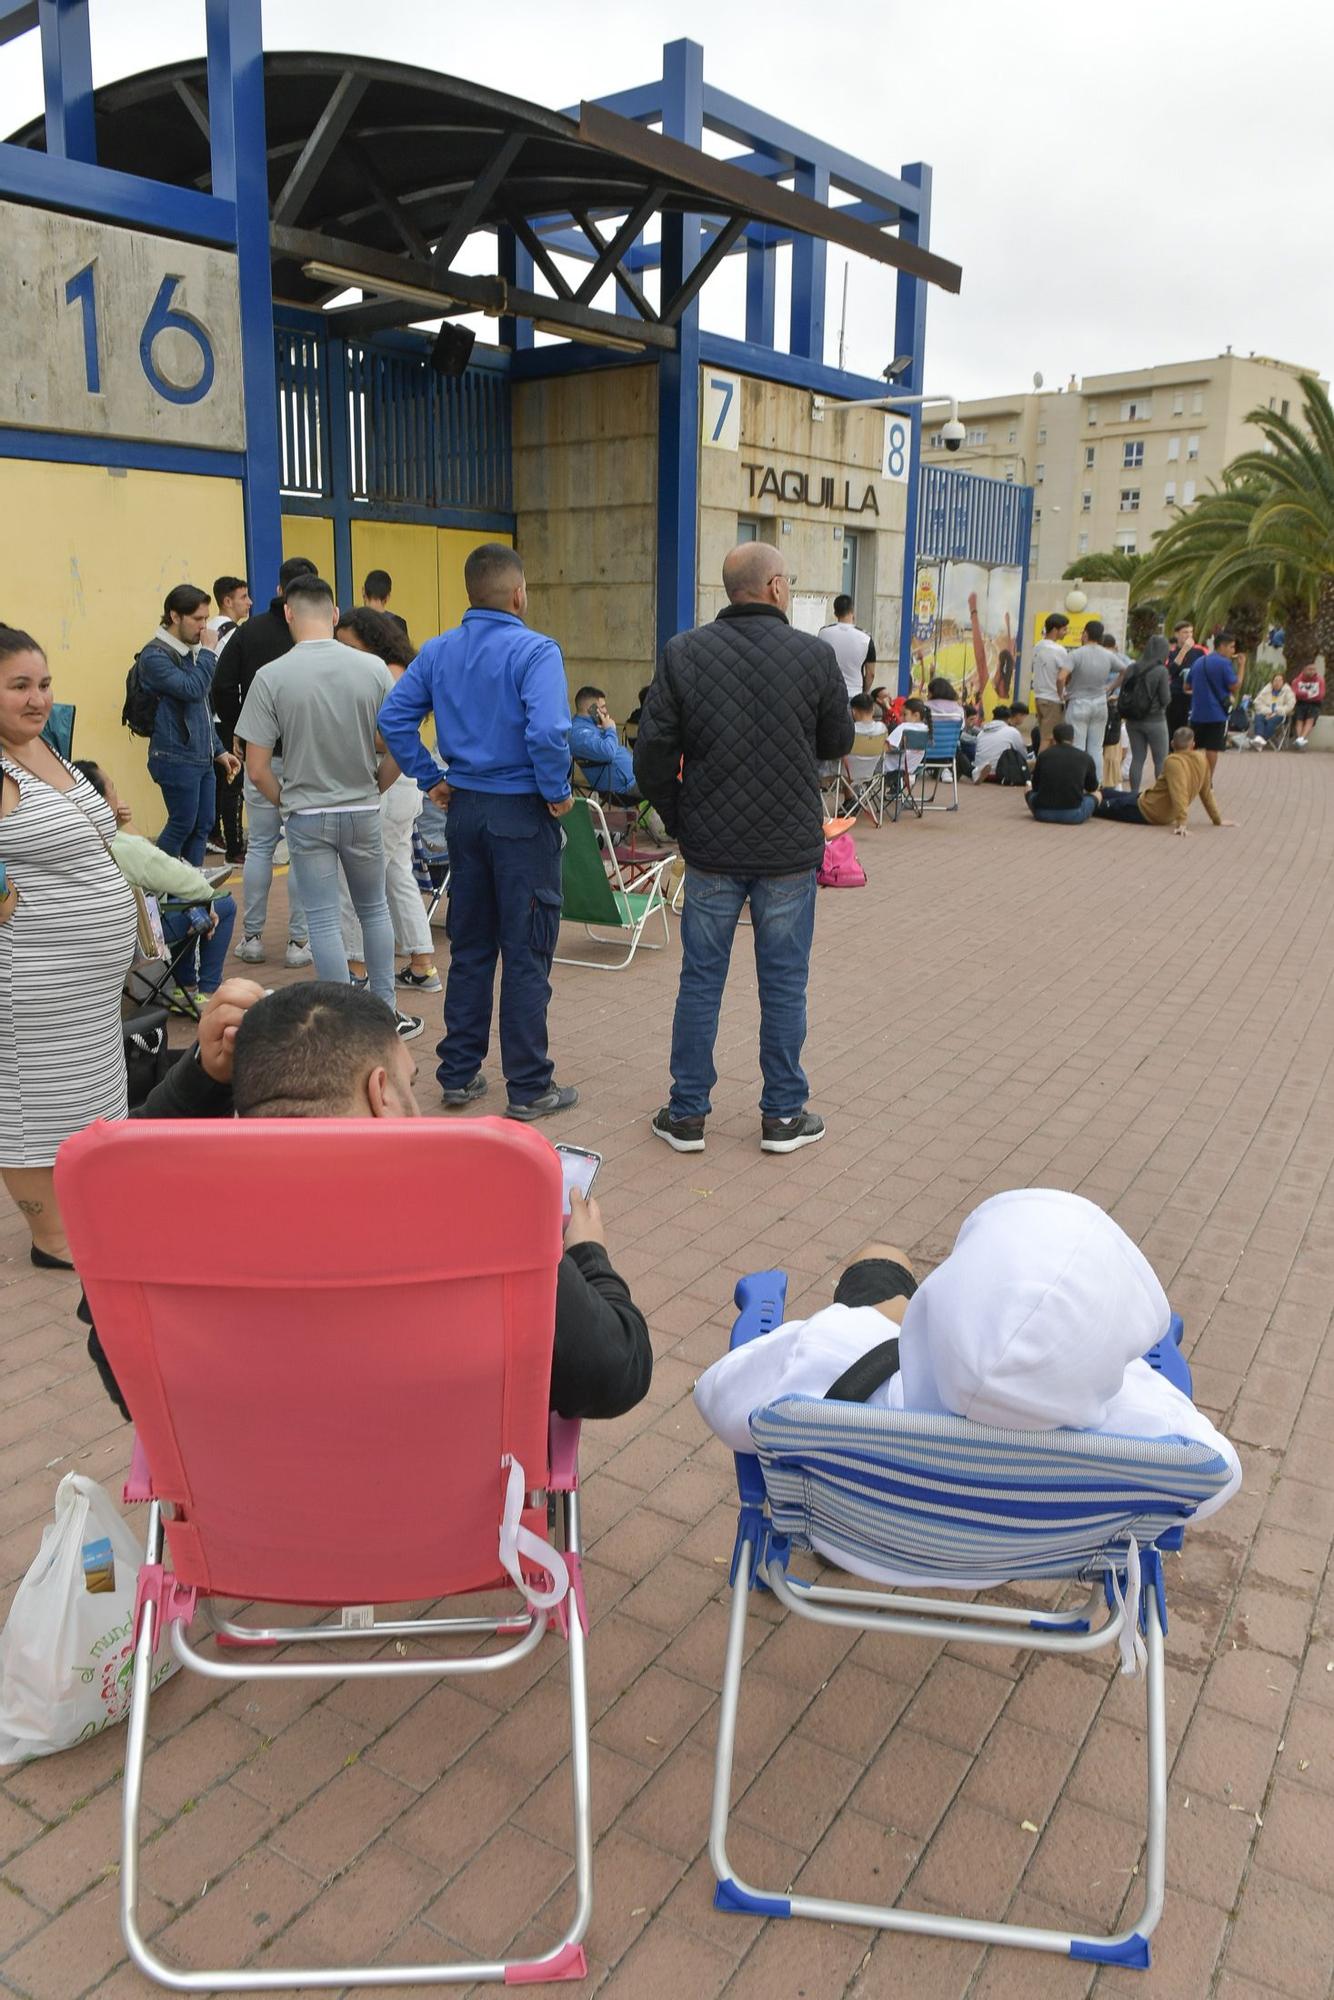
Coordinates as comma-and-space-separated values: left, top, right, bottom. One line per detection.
1058, 619, 1114, 762
237, 575, 419, 1036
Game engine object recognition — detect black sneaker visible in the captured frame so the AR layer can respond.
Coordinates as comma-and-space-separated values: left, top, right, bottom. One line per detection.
440, 1071, 487, 1109
760, 1111, 826, 1154
505, 1084, 579, 1122
394, 1011, 425, 1042
650, 1107, 706, 1153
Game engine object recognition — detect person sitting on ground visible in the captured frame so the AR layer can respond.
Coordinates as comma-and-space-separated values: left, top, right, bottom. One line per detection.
957, 703, 981, 774
1024, 721, 1101, 824
1096, 726, 1237, 836
1007, 698, 1036, 758
692, 1188, 1241, 1546
1289, 659, 1325, 745
970, 703, 1031, 784
81, 980, 653, 1424
75, 759, 237, 997
1252, 672, 1295, 747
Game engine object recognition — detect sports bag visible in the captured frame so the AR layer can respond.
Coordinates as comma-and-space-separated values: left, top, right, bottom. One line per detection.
817, 828, 866, 888
121, 653, 159, 739
992, 746, 1030, 786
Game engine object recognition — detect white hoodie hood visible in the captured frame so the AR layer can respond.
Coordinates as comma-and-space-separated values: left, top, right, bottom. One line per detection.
897, 1189, 1170, 1430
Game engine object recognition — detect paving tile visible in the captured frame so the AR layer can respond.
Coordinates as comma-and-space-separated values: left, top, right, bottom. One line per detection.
1222, 1866, 1334, 1996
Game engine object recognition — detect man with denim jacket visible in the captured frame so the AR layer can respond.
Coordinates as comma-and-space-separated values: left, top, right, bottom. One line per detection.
137, 584, 240, 866
377, 543, 577, 1123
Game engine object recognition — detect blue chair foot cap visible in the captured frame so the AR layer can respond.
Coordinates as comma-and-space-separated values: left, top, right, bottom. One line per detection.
1070, 1933, 1151, 1968
714, 1878, 791, 1918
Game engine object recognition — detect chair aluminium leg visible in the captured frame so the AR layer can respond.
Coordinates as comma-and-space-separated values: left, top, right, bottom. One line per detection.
709, 1548, 1166, 1970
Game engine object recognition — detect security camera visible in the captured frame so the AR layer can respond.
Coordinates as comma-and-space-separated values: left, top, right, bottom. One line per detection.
941, 418, 966, 453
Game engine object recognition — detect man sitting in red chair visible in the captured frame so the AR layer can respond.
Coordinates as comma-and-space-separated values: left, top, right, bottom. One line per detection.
81, 981, 651, 1424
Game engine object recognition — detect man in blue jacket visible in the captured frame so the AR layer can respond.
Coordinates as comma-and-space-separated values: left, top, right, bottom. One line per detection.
377, 544, 577, 1121
1187, 630, 1240, 774
137, 584, 240, 864
570, 687, 639, 799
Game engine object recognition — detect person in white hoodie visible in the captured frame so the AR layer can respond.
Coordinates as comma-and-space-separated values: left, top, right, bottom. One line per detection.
694, 1189, 1241, 1525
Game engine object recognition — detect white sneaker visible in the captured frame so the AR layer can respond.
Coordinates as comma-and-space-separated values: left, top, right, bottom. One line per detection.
285, 940, 313, 968
234, 935, 265, 964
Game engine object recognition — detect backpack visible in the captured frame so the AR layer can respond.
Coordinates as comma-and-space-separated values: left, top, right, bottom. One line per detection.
817, 828, 866, 888
1117, 664, 1156, 723
992, 746, 1029, 786
122, 653, 159, 739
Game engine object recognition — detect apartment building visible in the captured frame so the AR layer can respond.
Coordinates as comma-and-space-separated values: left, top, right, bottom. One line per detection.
929, 352, 1323, 577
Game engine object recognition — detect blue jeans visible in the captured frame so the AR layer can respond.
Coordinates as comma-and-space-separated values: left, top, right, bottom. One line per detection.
440, 788, 563, 1104
284, 811, 394, 1010
151, 759, 216, 867
162, 894, 237, 992
1026, 793, 1096, 824
669, 866, 818, 1121
240, 767, 307, 943
1254, 715, 1284, 741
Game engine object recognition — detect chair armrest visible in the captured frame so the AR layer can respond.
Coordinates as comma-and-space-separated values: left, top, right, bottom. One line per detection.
547, 1413, 581, 1493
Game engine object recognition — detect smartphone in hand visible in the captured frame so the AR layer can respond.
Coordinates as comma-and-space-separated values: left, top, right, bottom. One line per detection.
554, 1142, 602, 1217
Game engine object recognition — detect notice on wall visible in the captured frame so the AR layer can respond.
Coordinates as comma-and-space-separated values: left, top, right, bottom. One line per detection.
790, 591, 829, 636
0, 199, 245, 449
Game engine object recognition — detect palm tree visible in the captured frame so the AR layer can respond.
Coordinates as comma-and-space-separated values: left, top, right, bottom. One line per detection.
1062, 551, 1163, 651
1132, 375, 1334, 701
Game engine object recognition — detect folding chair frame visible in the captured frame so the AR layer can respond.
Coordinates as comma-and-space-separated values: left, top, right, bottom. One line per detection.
912, 720, 962, 813
554, 796, 675, 971
118, 1419, 592, 1991
708, 1270, 1196, 1975
841, 754, 887, 828
889, 726, 931, 822
123, 896, 209, 1022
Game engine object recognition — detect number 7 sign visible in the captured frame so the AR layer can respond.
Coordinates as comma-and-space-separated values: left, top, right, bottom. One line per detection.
701, 372, 740, 452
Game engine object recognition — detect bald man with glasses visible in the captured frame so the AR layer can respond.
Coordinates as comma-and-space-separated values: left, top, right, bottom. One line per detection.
634, 542, 853, 1158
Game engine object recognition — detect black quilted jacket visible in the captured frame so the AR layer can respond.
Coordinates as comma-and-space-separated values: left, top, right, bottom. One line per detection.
633, 604, 854, 876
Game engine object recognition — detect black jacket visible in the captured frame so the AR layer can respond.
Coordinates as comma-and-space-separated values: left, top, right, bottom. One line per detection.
211, 598, 294, 744
633, 602, 854, 876
82, 1054, 652, 1424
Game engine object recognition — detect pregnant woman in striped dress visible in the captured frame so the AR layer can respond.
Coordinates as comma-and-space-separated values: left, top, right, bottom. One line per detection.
0, 626, 137, 1268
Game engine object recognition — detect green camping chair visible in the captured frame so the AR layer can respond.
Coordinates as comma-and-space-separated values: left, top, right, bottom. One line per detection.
554, 798, 675, 971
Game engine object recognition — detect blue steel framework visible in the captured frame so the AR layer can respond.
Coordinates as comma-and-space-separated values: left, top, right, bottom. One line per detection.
0, 15, 1024, 684
523, 38, 941, 679
0, 0, 285, 596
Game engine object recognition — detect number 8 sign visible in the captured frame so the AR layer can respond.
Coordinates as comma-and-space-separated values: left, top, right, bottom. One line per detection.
882, 415, 911, 483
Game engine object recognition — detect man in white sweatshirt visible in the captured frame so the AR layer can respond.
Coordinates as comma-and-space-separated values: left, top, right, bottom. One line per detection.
695, 1189, 1241, 1525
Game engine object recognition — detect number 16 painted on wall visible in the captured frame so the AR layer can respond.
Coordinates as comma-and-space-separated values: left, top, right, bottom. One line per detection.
64, 263, 216, 405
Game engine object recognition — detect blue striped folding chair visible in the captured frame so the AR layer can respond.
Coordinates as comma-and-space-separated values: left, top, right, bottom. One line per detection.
708, 1270, 1231, 1974
909, 716, 962, 812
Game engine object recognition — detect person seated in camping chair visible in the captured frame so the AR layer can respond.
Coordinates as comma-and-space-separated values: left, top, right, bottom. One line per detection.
75, 760, 236, 999
693, 1187, 1240, 1527
570, 687, 668, 842
79, 981, 653, 1427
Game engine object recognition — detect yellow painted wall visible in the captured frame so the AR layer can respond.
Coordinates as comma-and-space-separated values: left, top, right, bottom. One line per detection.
281, 513, 334, 589
2, 458, 245, 831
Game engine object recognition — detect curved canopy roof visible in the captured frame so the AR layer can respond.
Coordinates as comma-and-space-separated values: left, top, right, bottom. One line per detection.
9, 53, 960, 343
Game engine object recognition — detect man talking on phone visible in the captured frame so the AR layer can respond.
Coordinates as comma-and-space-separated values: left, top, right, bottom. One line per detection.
81, 982, 652, 1425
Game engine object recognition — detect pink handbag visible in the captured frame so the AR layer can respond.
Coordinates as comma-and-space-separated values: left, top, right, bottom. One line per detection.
817, 828, 866, 888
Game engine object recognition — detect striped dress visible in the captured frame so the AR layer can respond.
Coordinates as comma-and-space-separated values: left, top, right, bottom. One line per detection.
0, 753, 137, 1166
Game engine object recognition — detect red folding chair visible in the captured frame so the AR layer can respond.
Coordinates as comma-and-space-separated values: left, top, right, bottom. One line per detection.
55, 1117, 593, 1992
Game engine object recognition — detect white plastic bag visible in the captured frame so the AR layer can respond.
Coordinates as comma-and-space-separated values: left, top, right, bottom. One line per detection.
0, 1473, 177, 1766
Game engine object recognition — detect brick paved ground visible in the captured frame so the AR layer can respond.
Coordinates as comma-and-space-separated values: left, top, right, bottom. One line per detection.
1, 751, 1332, 2000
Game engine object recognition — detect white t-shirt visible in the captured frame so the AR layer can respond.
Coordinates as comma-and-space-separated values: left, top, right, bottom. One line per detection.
971, 719, 1028, 780
819, 622, 874, 700
886, 721, 928, 774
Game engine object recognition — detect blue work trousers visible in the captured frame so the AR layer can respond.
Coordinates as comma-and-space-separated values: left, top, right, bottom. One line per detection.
440, 788, 563, 1105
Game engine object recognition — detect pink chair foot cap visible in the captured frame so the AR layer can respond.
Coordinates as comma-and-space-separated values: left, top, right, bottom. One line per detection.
504, 1943, 588, 1983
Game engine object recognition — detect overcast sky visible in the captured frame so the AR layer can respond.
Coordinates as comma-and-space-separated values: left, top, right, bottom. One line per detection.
2, 0, 1330, 401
